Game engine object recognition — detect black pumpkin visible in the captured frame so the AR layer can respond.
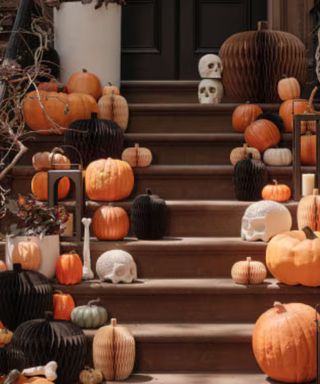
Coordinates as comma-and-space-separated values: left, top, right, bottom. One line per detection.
234, 155, 268, 201
131, 189, 167, 240
0, 346, 26, 375
0, 264, 53, 330
11, 312, 87, 384
65, 112, 124, 166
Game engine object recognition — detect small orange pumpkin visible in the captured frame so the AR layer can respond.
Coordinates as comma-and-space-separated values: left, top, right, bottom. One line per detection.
261, 179, 291, 202
32, 150, 71, 171
56, 252, 83, 285
92, 206, 130, 240
53, 290, 76, 320
244, 119, 281, 152
12, 240, 42, 271
277, 77, 301, 101
31, 172, 70, 201
0, 261, 7, 272
103, 83, 120, 96
67, 69, 102, 100
231, 103, 263, 133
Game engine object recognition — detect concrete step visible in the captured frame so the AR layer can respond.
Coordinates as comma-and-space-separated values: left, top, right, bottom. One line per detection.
84, 323, 258, 373
10, 165, 304, 201
55, 278, 319, 323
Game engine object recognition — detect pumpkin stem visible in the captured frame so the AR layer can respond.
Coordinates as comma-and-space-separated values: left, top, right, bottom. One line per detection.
243, 143, 248, 150
111, 318, 117, 327
273, 302, 286, 313
246, 153, 253, 160
82, 68, 88, 73
108, 82, 113, 86
272, 179, 278, 185
246, 257, 252, 262
44, 311, 54, 321
13, 263, 22, 272
282, 74, 288, 79
54, 290, 64, 295
88, 298, 101, 306
134, 143, 140, 149
146, 188, 152, 195
302, 226, 318, 240
257, 21, 268, 31
91, 112, 98, 119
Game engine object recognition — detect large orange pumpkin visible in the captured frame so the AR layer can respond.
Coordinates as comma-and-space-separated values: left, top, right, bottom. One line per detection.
66, 92, 99, 124
56, 252, 83, 285
231, 103, 263, 133
301, 131, 316, 165
277, 77, 301, 101
266, 227, 320, 286
92, 206, 129, 240
279, 99, 309, 132
244, 119, 281, 152
31, 172, 70, 201
38, 80, 67, 93
85, 158, 134, 202
252, 302, 316, 383
67, 69, 102, 100
12, 240, 41, 271
53, 291, 75, 320
261, 179, 291, 202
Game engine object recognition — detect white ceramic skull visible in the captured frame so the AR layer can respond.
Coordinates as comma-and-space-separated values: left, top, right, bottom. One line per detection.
241, 200, 292, 242
96, 250, 137, 284
198, 54, 223, 79
198, 79, 223, 104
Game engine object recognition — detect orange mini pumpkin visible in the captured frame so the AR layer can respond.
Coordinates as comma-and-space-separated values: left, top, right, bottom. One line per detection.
56, 252, 83, 285
261, 179, 291, 202
12, 240, 41, 271
31, 172, 70, 201
244, 119, 281, 152
67, 69, 102, 100
277, 77, 301, 101
92, 206, 129, 240
0, 261, 7, 272
231, 103, 263, 133
53, 291, 76, 320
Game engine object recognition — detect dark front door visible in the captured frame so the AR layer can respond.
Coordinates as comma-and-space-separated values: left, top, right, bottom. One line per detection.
121, 0, 267, 80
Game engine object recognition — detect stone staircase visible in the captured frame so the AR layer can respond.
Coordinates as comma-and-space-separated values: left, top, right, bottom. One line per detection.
0, 81, 314, 383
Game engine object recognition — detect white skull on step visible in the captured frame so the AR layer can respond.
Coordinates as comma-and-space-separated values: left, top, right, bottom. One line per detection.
198, 79, 223, 104
198, 54, 223, 79
241, 200, 292, 242
96, 250, 137, 284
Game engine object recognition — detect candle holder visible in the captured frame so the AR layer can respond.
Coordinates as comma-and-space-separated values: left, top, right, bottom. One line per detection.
48, 146, 84, 242
293, 114, 320, 200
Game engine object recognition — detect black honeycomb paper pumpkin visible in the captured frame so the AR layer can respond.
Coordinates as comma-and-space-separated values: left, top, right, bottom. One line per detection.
234, 155, 268, 201
131, 188, 167, 240
11, 312, 87, 384
0, 346, 26, 375
65, 112, 124, 167
0, 264, 53, 331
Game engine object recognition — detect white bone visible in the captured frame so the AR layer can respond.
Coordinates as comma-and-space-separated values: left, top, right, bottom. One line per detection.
82, 218, 94, 280
22, 361, 58, 381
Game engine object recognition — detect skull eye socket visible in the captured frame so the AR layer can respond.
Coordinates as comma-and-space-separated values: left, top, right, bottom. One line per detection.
200, 87, 206, 93
209, 87, 216, 93
208, 63, 214, 69
254, 222, 265, 232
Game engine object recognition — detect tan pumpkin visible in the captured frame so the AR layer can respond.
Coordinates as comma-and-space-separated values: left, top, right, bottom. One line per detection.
231, 257, 266, 285
32, 151, 71, 171
244, 119, 281, 152
297, 188, 320, 231
93, 318, 135, 381
92, 206, 129, 240
301, 131, 316, 165
98, 94, 129, 131
277, 77, 301, 101
12, 240, 41, 271
262, 147, 292, 166
229, 144, 260, 166
85, 158, 134, 202
252, 302, 316, 383
79, 368, 104, 384
31, 172, 70, 201
121, 143, 152, 168
102, 84, 120, 96
67, 69, 102, 100
261, 180, 291, 202
231, 103, 263, 133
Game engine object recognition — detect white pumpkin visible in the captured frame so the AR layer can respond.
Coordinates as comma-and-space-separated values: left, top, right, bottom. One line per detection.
263, 148, 292, 166
230, 144, 261, 166
122, 143, 152, 168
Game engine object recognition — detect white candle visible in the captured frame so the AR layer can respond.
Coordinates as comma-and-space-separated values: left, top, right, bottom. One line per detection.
61, 213, 74, 237
302, 174, 315, 196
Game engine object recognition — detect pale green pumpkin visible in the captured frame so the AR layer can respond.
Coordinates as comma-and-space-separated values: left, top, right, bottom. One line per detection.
71, 298, 108, 329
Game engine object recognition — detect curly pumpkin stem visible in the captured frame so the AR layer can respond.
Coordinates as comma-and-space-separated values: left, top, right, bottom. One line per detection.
88, 298, 101, 306
111, 318, 117, 327
272, 179, 278, 185
273, 302, 286, 313
302, 226, 318, 240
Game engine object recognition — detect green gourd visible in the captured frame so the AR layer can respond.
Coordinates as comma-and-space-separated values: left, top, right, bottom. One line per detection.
71, 298, 108, 329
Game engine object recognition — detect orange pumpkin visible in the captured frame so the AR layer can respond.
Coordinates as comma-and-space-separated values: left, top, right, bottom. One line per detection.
0, 261, 7, 272
261, 179, 291, 202
98, 94, 129, 131
279, 99, 310, 132
67, 69, 102, 100
301, 131, 316, 165
231, 103, 263, 133
12, 240, 41, 271
85, 158, 134, 202
31, 172, 70, 201
38, 80, 68, 93
252, 302, 316, 383
66, 92, 99, 124
244, 119, 281, 152
277, 77, 301, 101
56, 252, 83, 285
92, 206, 129, 240
103, 83, 120, 96
53, 291, 76, 320
32, 150, 71, 171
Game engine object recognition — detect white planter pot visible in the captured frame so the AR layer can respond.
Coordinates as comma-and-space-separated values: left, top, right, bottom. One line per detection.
6, 235, 60, 279
54, 1, 122, 87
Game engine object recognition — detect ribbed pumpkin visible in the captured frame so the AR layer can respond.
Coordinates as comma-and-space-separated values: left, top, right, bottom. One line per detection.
279, 99, 310, 133
65, 112, 124, 167
55, 253, 83, 285
266, 227, 320, 286
67, 69, 102, 100
231, 257, 267, 285
231, 103, 263, 132
32, 151, 71, 171
79, 368, 104, 384
277, 77, 301, 101
297, 189, 320, 231
53, 291, 75, 321
261, 180, 291, 202
262, 147, 292, 166
122, 143, 153, 168
301, 131, 316, 165
0, 261, 7, 272
12, 240, 42, 271
85, 158, 134, 202
31, 172, 70, 201
233, 155, 268, 201
92, 206, 129, 241
71, 299, 108, 329
98, 94, 129, 131
38, 80, 67, 93
131, 189, 167, 240
229, 144, 260, 166
252, 302, 316, 383
93, 318, 135, 381
244, 119, 281, 152
103, 84, 120, 96
219, 21, 307, 102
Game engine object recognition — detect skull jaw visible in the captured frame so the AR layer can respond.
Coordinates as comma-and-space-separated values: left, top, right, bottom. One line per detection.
241, 228, 270, 242
199, 96, 219, 104
102, 275, 136, 284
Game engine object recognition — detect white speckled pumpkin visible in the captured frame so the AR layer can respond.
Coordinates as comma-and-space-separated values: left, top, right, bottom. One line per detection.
122, 143, 153, 168
230, 144, 260, 166
231, 257, 267, 284
71, 298, 108, 329
263, 148, 292, 166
